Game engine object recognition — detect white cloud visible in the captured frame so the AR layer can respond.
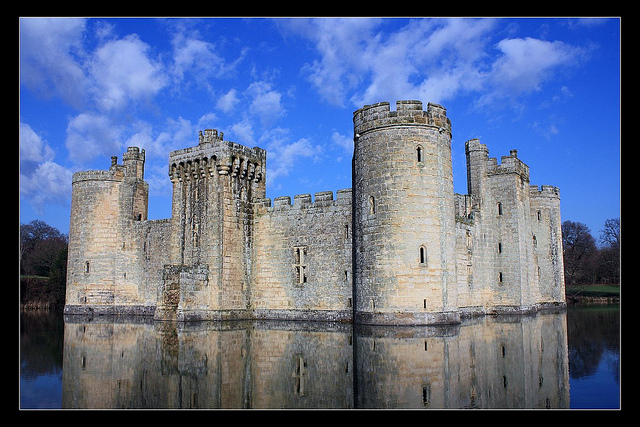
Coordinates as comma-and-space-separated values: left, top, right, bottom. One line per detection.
288, 18, 589, 112
124, 120, 178, 159
19, 122, 73, 213
292, 18, 380, 107
197, 113, 219, 130
89, 34, 168, 111
259, 128, 323, 184
289, 18, 497, 107
473, 37, 588, 110
217, 89, 240, 113
19, 17, 89, 108
20, 161, 73, 214
491, 37, 581, 94
165, 116, 198, 149
19, 122, 54, 166
65, 113, 123, 165
229, 118, 255, 146
170, 29, 247, 86
247, 81, 286, 126
331, 131, 353, 155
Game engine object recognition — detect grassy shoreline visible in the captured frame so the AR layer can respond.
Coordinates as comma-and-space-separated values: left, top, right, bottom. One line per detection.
565, 283, 620, 305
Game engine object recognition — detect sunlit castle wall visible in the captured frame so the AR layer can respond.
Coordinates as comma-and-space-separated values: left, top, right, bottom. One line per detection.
64, 100, 566, 324
65, 148, 155, 315
352, 100, 459, 325
464, 139, 566, 314
530, 185, 566, 305
155, 129, 267, 321
251, 190, 353, 322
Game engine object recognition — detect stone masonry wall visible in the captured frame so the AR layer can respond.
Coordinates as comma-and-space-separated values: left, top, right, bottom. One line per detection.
252, 190, 353, 322
65, 100, 565, 325
352, 100, 459, 325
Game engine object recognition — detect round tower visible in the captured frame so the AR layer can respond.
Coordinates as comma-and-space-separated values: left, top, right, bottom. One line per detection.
64, 147, 150, 315
352, 100, 459, 325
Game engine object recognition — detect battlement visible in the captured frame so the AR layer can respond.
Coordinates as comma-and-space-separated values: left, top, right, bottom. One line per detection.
72, 169, 121, 184
488, 149, 530, 181
255, 189, 352, 211
122, 146, 145, 162
530, 185, 560, 199
168, 130, 266, 183
466, 139, 530, 181
72, 147, 146, 184
465, 138, 489, 154
199, 129, 224, 145
353, 100, 451, 137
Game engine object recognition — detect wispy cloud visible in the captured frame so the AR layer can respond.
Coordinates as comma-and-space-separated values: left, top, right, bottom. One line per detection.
19, 122, 73, 214
19, 17, 603, 223
283, 18, 589, 112
20, 18, 88, 109
259, 128, 323, 185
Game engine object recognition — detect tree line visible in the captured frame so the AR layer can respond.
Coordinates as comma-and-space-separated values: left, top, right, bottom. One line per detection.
19, 217, 620, 309
20, 220, 68, 309
562, 218, 620, 285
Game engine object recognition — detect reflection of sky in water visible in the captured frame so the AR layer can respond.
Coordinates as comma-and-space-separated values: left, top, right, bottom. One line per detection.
20, 369, 63, 409
570, 349, 620, 409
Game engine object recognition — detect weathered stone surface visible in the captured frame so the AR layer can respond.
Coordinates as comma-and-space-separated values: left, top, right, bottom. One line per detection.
64, 101, 565, 325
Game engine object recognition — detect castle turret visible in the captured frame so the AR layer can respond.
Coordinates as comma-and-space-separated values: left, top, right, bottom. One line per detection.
530, 185, 565, 305
64, 147, 151, 315
352, 100, 459, 325
464, 140, 544, 313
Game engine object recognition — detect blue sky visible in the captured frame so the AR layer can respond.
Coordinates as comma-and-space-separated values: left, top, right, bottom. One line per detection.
19, 17, 620, 240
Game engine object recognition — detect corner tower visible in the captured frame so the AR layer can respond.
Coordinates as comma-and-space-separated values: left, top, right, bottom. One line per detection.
65, 147, 151, 315
352, 100, 459, 325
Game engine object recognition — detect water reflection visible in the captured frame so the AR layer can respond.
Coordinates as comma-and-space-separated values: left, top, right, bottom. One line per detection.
61, 311, 569, 409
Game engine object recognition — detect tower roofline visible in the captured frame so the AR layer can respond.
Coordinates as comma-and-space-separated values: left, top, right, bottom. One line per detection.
353, 100, 451, 138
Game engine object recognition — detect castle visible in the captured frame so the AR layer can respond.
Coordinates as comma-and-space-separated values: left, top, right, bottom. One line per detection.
64, 100, 566, 325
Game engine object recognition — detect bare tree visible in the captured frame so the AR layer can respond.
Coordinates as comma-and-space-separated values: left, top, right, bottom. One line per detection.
562, 220, 597, 284
600, 218, 620, 249
598, 218, 620, 284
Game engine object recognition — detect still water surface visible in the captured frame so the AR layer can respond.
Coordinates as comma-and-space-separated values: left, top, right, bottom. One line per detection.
20, 305, 619, 409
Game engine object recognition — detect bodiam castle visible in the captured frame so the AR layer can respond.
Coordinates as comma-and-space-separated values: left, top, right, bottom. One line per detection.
64, 100, 566, 325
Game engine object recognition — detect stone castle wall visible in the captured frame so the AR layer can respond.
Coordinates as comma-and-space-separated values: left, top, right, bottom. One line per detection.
64, 100, 566, 325
352, 101, 458, 325
252, 189, 353, 322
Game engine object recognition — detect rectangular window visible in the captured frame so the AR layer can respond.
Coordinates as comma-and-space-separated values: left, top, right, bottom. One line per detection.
293, 246, 308, 284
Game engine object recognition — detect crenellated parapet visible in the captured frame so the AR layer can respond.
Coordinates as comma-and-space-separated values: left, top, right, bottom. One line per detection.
255, 189, 352, 213
466, 139, 530, 183
353, 100, 451, 139
530, 185, 560, 199
199, 128, 223, 144
168, 129, 266, 184
487, 149, 530, 182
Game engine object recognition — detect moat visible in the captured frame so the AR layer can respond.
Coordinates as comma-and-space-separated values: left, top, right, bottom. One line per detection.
20, 304, 619, 409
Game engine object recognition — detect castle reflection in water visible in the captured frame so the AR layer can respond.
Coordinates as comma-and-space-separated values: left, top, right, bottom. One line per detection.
62, 311, 569, 409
